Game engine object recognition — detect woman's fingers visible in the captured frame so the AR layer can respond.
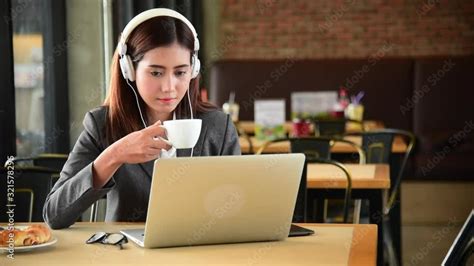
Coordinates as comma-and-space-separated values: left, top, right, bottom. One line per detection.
150, 137, 172, 150
143, 120, 167, 138
115, 122, 175, 164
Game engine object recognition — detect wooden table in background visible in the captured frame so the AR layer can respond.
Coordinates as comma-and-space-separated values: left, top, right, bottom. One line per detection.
4, 222, 377, 266
307, 163, 390, 189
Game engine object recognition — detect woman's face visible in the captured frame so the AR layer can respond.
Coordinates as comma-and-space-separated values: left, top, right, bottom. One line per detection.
135, 42, 192, 121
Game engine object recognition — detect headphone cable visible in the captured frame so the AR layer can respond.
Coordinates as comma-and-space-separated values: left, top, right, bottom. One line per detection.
126, 79, 148, 128
187, 87, 194, 157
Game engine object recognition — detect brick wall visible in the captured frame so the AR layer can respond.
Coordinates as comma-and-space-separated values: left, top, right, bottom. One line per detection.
218, 0, 474, 59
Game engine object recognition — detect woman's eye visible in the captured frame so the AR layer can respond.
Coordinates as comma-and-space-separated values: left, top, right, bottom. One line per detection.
175, 71, 187, 77
150, 71, 162, 77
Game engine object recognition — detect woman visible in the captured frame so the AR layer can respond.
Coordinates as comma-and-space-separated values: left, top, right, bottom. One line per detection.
43, 8, 241, 229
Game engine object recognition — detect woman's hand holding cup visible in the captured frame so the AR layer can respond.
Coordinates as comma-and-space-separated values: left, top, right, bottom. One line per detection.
113, 120, 171, 164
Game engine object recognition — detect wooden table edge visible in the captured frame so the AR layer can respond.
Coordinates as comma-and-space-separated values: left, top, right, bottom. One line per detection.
307, 164, 390, 189
294, 223, 378, 266
347, 224, 378, 266
374, 164, 391, 189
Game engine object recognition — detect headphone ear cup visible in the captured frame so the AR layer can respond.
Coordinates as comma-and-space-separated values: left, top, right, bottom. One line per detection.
119, 55, 136, 82
191, 55, 200, 79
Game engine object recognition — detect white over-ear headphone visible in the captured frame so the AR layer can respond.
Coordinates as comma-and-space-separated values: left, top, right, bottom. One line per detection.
118, 8, 201, 81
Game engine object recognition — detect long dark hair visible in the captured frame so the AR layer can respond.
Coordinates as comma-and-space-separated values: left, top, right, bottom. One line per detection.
103, 16, 215, 145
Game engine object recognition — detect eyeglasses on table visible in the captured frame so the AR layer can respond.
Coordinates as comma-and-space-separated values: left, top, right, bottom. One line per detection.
86, 232, 128, 249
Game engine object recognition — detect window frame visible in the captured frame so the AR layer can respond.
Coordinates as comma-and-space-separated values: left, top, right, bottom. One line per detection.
0, 0, 70, 161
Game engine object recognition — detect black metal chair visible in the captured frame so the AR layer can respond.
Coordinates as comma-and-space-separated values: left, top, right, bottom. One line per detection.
2, 154, 100, 222
256, 137, 364, 223
34, 154, 101, 222
291, 136, 364, 223
345, 128, 416, 265
30, 154, 99, 222
344, 129, 415, 214
0, 166, 58, 222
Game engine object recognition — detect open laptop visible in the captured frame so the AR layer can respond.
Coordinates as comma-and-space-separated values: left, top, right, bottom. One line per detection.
121, 153, 311, 248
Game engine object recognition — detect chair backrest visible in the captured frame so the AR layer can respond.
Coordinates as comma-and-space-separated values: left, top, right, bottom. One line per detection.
32, 153, 68, 172
13, 189, 34, 222
442, 210, 474, 266
256, 136, 366, 163
289, 137, 331, 160
345, 129, 416, 214
361, 132, 395, 163
0, 166, 57, 222
256, 137, 359, 223
314, 119, 346, 137
6, 153, 68, 173
313, 118, 364, 137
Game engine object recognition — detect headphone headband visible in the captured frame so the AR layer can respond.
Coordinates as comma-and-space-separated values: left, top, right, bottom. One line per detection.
119, 8, 199, 56
118, 8, 201, 81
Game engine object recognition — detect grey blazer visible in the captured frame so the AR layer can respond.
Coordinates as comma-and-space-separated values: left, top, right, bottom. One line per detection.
43, 106, 241, 229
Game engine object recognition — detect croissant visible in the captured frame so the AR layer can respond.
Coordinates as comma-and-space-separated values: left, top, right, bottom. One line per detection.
0, 224, 51, 247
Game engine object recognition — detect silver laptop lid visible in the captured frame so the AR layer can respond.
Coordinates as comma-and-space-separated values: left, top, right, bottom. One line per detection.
143, 153, 305, 248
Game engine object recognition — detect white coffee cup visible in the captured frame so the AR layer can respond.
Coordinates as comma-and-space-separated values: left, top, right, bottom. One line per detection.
158, 119, 202, 149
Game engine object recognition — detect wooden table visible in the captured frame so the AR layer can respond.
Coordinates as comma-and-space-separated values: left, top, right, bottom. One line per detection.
240, 135, 408, 154
306, 163, 389, 266
3, 222, 377, 265
307, 163, 390, 189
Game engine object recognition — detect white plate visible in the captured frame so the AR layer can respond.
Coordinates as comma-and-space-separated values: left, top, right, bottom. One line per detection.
0, 237, 57, 253
0, 226, 57, 253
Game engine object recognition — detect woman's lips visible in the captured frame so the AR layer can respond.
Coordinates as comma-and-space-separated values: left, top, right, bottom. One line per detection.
158, 98, 176, 103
